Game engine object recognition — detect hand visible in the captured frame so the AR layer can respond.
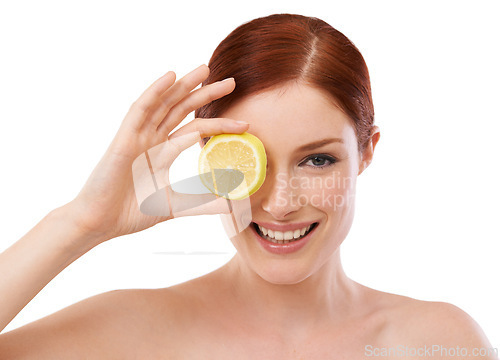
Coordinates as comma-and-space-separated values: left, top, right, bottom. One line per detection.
65, 64, 249, 243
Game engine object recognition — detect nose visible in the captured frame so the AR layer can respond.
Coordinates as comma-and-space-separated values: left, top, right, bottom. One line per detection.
259, 170, 301, 220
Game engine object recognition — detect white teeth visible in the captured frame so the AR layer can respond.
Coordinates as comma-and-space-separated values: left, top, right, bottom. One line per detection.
257, 223, 315, 241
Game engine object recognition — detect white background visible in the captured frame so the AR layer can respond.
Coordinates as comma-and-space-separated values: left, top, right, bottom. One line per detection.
1, 0, 498, 348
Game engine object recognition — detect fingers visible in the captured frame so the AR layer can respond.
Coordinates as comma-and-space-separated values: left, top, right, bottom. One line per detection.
168, 118, 249, 141
132, 118, 248, 211
124, 64, 238, 144
160, 131, 203, 168
149, 64, 210, 129
125, 64, 208, 132
125, 71, 177, 131
156, 77, 236, 135
132, 125, 254, 229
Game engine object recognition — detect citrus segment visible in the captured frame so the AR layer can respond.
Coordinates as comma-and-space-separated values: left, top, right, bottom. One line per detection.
198, 132, 267, 200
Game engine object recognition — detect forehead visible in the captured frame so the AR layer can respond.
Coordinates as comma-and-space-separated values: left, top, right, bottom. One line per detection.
220, 82, 357, 150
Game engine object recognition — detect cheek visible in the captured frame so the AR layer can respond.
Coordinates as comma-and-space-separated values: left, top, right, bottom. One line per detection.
307, 171, 357, 257
290, 169, 357, 212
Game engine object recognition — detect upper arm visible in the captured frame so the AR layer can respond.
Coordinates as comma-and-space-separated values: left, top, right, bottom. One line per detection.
0, 289, 148, 359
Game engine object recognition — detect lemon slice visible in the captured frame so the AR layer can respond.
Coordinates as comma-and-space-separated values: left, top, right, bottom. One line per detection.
198, 132, 267, 200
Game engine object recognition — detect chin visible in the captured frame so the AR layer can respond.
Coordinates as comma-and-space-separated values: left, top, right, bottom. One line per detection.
250, 256, 318, 285
257, 268, 311, 285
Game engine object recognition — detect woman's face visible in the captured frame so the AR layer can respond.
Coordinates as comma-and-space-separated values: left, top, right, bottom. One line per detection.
219, 82, 367, 285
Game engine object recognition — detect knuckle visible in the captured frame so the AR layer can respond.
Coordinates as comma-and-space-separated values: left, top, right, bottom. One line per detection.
191, 118, 207, 137
203, 86, 216, 102
130, 100, 148, 114
130, 100, 145, 112
176, 80, 190, 93
204, 92, 216, 106
159, 96, 173, 109
172, 101, 188, 116
186, 118, 200, 134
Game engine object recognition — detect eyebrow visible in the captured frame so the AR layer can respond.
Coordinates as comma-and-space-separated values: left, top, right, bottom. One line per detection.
295, 138, 344, 152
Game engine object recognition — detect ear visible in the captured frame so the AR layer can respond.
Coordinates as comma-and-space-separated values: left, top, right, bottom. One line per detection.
358, 125, 380, 175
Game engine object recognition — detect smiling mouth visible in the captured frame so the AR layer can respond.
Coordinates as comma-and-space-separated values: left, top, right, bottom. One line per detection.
252, 222, 319, 244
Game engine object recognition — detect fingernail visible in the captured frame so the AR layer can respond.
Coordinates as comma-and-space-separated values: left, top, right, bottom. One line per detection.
235, 120, 248, 125
221, 77, 234, 83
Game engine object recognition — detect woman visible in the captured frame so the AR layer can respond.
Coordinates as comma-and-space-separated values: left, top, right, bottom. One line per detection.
0, 13, 496, 359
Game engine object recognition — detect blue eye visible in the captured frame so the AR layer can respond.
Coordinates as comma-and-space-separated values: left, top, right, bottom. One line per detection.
302, 154, 337, 169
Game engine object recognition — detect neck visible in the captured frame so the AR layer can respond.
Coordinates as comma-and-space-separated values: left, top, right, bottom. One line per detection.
222, 249, 358, 335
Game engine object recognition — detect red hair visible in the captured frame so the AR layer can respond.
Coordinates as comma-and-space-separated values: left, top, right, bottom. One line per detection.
195, 13, 374, 151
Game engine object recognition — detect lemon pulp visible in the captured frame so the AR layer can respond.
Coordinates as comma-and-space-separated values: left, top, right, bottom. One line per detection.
198, 132, 267, 200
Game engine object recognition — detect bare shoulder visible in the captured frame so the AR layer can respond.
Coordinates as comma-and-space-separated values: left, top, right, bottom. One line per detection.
0, 288, 177, 359
396, 298, 491, 343
372, 290, 497, 359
